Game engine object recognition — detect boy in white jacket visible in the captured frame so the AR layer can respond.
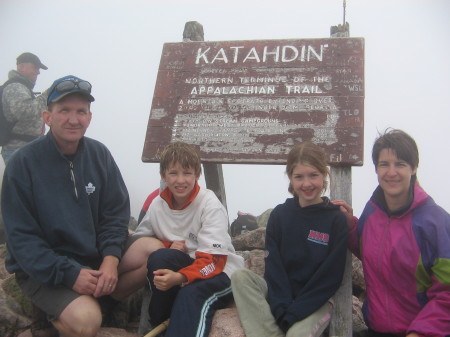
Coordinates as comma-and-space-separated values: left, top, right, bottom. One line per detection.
114, 141, 243, 337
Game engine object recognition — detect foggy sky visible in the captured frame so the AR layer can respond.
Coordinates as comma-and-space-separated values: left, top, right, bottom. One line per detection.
1, 0, 449, 222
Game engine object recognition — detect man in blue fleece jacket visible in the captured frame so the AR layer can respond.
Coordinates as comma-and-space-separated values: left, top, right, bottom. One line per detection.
1, 75, 130, 337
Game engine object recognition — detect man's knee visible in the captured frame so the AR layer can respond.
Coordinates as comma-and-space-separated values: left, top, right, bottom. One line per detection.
55, 295, 102, 337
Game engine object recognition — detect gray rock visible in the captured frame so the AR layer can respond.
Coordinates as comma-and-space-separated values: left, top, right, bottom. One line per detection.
352, 295, 367, 333
352, 254, 366, 301
0, 275, 31, 337
256, 208, 272, 227
210, 307, 245, 337
242, 249, 265, 276
232, 227, 266, 251
0, 215, 4, 245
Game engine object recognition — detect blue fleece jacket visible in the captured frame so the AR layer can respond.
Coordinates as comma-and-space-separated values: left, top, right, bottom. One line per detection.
1, 132, 130, 288
264, 197, 348, 332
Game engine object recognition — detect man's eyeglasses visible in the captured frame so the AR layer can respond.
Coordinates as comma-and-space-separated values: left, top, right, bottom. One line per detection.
54, 79, 92, 94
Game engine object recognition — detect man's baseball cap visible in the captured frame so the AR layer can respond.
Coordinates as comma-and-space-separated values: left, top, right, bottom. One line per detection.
47, 75, 95, 105
16, 52, 48, 70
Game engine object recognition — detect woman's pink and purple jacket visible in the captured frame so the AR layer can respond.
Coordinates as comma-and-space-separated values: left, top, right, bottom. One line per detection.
349, 182, 450, 336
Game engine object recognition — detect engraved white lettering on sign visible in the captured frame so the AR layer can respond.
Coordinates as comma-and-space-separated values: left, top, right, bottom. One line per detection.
170, 109, 338, 152
195, 44, 329, 64
144, 38, 365, 165
190, 85, 276, 95
185, 77, 234, 84
177, 97, 338, 114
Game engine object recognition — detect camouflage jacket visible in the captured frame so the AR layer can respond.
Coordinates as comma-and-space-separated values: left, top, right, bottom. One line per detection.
1, 70, 48, 150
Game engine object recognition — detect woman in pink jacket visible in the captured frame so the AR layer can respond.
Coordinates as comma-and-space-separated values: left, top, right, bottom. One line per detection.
334, 129, 450, 337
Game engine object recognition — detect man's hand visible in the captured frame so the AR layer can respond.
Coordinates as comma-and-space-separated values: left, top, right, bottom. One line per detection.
153, 269, 186, 291
94, 255, 120, 298
72, 269, 102, 295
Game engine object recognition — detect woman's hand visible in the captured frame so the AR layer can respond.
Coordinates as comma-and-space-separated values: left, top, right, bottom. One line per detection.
332, 200, 355, 229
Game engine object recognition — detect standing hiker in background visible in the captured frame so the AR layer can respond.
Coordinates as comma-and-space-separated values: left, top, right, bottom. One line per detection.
333, 129, 450, 336
0, 51, 50, 314
231, 141, 348, 337
1, 52, 48, 164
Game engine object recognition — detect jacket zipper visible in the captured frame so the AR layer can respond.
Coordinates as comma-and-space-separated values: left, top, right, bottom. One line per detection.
69, 161, 79, 200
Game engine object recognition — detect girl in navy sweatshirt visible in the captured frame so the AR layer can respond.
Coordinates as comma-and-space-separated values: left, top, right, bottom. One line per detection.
231, 142, 348, 337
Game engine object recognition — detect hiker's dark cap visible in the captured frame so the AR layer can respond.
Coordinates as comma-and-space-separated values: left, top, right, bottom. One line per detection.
16, 52, 48, 70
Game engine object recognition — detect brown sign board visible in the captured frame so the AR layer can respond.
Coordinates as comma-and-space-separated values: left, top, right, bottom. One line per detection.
143, 38, 364, 165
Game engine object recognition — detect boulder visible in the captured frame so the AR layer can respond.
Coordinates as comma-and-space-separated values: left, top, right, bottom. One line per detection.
256, 208, 272, 227
0, 276, 31, 337
0, 244, 9, 279
0, 244, 33, 337
352, 254, 366, 301
210, 307, 245, 337
231, 227, 265, 251
238, 249, 265, 276
0, 211, 4, 245
352, 295, 366, 333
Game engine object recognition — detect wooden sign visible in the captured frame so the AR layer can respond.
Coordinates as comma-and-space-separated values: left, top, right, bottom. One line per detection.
143, 38, 364, 165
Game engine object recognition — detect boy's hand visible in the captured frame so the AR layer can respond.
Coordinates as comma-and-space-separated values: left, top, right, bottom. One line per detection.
170, 240, 187, 252
153, 269, 186, 291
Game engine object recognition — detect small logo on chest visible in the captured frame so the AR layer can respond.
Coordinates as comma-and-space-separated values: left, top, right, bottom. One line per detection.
189, 233, 198, 243
307, 230, 329, 245
85, 182, 96, 195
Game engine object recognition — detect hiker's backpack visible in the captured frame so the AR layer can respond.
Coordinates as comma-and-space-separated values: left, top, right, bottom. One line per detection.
230, 213, 259, 237
0, 78, 33, 146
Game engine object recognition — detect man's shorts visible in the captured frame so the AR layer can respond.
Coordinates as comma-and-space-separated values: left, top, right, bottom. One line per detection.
15, 271, 81, 320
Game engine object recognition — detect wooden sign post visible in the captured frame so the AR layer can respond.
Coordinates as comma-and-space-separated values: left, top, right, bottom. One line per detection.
329, 21, 353, 337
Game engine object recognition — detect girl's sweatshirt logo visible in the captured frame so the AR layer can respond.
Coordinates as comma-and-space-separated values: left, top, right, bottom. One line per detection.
307, 230, 329, 245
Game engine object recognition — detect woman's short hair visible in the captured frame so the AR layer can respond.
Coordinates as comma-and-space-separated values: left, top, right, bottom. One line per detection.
372, 129, 419, 170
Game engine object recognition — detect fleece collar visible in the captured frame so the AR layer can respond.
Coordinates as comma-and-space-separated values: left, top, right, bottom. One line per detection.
160, 181, 200, 210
